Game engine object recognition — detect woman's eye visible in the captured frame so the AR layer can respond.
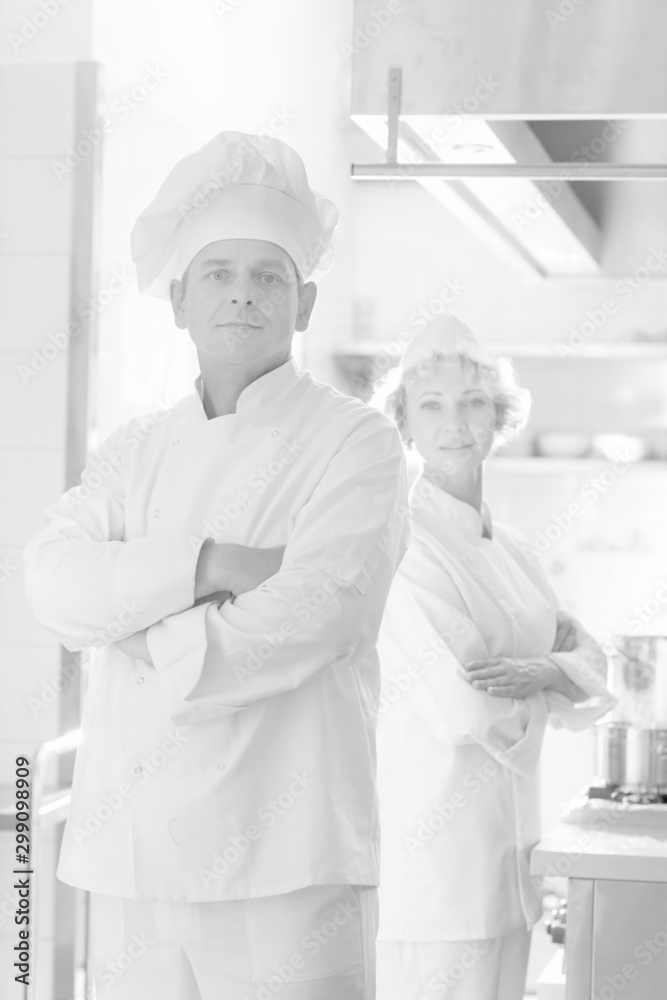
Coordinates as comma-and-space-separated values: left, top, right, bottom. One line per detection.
465, 397, 486, 407
421, 400, 440, 410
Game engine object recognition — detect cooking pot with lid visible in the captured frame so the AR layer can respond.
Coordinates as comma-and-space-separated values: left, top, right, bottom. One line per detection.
593, 636, 667, 792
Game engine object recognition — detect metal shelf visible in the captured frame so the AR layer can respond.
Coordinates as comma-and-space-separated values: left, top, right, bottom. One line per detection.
335, 341, 667, 360
352, 162, 667, 181
489, 343, 667, 359
488, 457, 666, 472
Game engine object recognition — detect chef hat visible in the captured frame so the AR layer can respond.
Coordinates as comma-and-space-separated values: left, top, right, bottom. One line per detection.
401, 314, 489, 372
130, 131, 340, 298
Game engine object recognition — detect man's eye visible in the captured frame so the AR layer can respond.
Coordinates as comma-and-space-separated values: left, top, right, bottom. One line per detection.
260, 273, 281, 284
210, 270, 227, 281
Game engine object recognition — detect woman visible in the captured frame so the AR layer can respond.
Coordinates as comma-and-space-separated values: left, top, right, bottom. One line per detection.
374, 315, 616, 1000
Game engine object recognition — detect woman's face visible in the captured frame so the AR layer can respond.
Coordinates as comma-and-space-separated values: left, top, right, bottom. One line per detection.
404, 362, 497, 475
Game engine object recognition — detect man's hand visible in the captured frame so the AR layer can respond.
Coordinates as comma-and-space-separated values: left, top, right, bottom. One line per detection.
461, 656, 558, 699
193, 589, 234, 608
113, 628, 154, 665
195, 541, 285, 600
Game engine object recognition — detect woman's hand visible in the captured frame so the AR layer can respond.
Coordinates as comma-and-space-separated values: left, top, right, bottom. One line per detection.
553, 611, 579, 653
461, 656, 558, 698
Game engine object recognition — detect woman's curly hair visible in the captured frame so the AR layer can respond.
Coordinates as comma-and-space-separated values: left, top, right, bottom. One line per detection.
372, 351, 531, 448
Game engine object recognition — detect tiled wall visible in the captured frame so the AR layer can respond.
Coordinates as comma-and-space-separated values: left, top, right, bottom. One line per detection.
0, 59, 89, 1000
0, 63, 77, 777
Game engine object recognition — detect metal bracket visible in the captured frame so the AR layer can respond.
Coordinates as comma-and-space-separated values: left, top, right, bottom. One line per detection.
386, 67, 402, 163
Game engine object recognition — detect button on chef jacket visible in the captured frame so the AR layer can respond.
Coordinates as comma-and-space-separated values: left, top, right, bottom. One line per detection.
376, 477, 616, 941
24, 358, 410, 901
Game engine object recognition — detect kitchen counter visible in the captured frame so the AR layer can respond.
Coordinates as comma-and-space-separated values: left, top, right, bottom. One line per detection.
531, 797, 667, 883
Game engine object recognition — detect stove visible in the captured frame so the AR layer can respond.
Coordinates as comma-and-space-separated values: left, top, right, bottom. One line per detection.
589, 783, 667, 806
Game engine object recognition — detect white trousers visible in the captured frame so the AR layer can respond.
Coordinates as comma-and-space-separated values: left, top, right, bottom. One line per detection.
87, 884, 378, 1000
376, 926, 532, 1000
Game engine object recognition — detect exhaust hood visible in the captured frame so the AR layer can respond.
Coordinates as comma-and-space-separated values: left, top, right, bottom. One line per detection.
350, 0, 667, 279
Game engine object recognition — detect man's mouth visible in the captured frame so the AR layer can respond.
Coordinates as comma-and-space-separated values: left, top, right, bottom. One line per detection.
219, 322, 262, 331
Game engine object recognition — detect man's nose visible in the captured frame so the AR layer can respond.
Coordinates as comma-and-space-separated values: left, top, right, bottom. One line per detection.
229, 275, 254, 305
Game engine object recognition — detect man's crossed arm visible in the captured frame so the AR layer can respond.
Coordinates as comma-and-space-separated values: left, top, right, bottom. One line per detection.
114, 542, 285, 664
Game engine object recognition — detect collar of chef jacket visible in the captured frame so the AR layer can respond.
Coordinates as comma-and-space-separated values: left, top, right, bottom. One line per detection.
411, 474, 494, 541
192, 355, 300, 421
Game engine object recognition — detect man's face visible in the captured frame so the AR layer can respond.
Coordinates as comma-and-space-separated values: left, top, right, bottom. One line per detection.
169, 239, 316, 366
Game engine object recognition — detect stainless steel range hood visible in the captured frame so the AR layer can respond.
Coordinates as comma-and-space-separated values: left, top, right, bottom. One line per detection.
350, 0, 667, 279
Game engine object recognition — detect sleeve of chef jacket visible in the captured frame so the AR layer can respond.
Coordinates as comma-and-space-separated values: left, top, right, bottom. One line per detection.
545, 611, 618, 730
23, 424, 202, 651
499, 526, 617, 730
380, 563, 548, 779
147, 415, 410, 725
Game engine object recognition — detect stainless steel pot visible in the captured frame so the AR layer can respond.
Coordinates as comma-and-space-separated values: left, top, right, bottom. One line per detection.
626, 727, 667, 790
593, 723, 667, 792
593, 723, 627, 787
593, 636, 667, 791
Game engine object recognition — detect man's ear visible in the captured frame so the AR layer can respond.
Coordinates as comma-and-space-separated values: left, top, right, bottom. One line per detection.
295, 281, 317, 333
169, 278, 188, 330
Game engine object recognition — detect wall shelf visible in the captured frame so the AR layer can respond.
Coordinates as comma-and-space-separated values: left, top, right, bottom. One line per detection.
488, 457, 666, 472
335, 341, 667, 361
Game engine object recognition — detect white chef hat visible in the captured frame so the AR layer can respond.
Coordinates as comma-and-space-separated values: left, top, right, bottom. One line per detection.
130, 131, 340, 299
401, 314, 490, 372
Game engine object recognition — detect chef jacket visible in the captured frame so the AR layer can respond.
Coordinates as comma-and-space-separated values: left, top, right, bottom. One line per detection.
376, 476, 615, 941
24, 358, 410, 901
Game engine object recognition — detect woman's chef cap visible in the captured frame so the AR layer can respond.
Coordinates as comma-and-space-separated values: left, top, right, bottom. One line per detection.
401, 314, 489, 371
130, 131, 340, 298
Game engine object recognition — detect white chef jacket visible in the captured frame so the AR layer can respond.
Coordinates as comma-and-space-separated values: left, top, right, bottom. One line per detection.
24, 358, 410, 901
376, 476, 615, 941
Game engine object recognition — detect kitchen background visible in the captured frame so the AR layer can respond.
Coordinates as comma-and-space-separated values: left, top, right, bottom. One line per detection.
0, 0, 666, 996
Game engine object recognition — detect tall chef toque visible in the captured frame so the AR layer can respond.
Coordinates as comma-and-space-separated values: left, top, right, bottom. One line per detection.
130, 131, 340, 299
401, 314, 489, 372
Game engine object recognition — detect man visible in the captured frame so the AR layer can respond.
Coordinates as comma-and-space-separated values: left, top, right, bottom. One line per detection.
24, 132, 409, 999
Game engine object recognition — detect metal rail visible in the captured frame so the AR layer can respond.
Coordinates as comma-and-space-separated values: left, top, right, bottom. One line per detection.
27, 729, 83, 1000
352, 162, 667, 180
353, 68, 667, 182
